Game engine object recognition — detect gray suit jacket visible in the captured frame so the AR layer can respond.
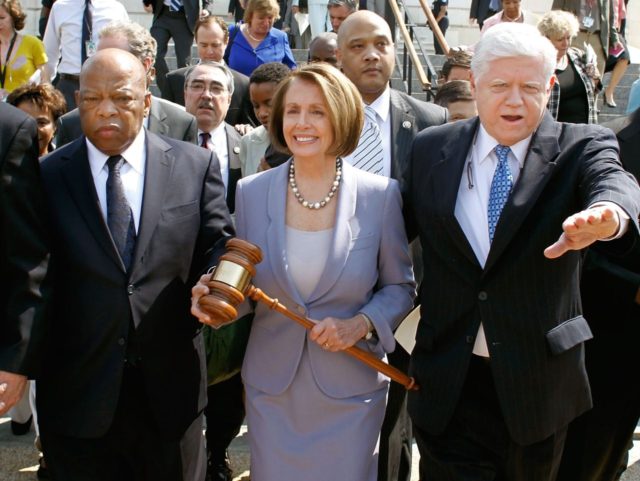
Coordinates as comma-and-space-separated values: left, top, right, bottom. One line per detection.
237, 161, 416, 398
55, 96, 198, 148
405, 113, 640, 445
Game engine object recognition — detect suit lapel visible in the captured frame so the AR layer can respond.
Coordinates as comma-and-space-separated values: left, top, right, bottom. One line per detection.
225, 123, 242, 213
131, 131, 173, 271
389, 90, 417, 180
60, 139, 125, 271
265, 161, 307, 307
147, 97, 168, 137
306, 161, 357, 304
431, 118, 481, 267
484, 113, 560, 271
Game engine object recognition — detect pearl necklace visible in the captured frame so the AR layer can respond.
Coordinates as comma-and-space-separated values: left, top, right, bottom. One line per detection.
289, 159, 342, 210
244, 24, 266, 43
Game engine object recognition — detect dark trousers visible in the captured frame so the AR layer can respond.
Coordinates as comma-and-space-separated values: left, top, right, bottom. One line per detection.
416, 356, 567, 481
205, 372, 245, 462
54, 75, 79, 111
556, 265, 640, 481
378, 346, 412, 481
433, 17, 449, 55
41, 365, 206, 481
151, 6, 194, 98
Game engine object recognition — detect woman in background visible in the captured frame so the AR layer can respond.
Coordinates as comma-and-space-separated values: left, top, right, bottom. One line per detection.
538, 10, 600, 124
7, 82, 67, 156
0, 0, 48, 100
225, 0, 297, 77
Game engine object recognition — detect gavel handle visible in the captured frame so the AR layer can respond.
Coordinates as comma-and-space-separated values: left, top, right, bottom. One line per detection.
246, 285, 419, 391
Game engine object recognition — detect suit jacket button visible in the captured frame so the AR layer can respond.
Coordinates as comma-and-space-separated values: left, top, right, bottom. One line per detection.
296, 305, 305, 315
127, 284, 134, 295
118, 338, 126, 346
478, 291, 488, 301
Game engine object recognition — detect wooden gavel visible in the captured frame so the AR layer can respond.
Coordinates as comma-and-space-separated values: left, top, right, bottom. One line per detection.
198, 238, 418, 391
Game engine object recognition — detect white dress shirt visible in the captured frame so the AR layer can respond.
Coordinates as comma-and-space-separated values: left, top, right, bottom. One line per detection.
87, 128, 146, 232
43, 0, 129, 78
454, 125, 528, 357
343, 87, 392, 178
199, 124, 229, 196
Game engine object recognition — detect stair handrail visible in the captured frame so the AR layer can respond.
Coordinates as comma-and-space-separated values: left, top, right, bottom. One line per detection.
388, 0, 431, 90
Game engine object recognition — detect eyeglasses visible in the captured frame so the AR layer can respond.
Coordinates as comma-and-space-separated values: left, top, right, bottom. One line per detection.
187, 81, 228, 96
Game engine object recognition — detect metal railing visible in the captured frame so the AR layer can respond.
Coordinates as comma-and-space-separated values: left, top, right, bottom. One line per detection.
386, 0, 449, 100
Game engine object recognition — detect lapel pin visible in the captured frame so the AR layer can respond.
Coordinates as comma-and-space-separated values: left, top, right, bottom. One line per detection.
402, 121, 412, 129
233, 146, 240, 154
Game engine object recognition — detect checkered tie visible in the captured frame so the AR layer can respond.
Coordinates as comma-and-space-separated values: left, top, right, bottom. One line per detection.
352, 105, 384, 175
487, 145, 513, 243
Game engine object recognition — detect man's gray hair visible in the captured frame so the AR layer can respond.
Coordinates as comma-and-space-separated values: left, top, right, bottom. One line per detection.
471, 23, 556, 84
184, 61, 235, 96
327, 0, 357, 11
99, 21, 157, 65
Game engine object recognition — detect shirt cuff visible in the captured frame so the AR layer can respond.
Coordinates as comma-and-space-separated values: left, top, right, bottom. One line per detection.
589, 201, 629, 240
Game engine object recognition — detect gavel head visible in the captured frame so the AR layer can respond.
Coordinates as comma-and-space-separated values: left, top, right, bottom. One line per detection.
198, 238, 263, 328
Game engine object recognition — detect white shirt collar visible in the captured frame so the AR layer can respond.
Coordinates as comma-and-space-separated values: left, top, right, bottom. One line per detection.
87, 127, 147, 177
475, 124, 530, 168
366, 86, 391, 123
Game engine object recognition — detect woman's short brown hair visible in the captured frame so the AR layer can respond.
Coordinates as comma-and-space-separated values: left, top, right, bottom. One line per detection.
7, 83, 68, 123
0, 0, 26, 31
269, 63, 364, 158
243, 0, 280, 24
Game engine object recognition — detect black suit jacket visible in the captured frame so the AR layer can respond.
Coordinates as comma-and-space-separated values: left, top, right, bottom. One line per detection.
37, 130, 234, 439
55, 96, 198, 147
222, 123, 242, 214
388, 89, 448, 184
469, 0, 492, 23
0, 103, 49, 377
164, 66, 256, 126
404, 113, 640, 445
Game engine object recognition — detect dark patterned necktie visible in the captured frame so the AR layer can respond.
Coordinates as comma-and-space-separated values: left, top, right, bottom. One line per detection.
487, 145, 513, 243
81, 0, 92, 64
106, 155, 136, 271
200, 132, 211, 149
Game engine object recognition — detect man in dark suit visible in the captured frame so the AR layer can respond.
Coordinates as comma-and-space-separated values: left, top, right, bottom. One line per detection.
404, 23, 640, 481
469, 0, 493, 29
55, 20, 197, 148
336, 11, 448, 481
163, 15, 255, 127
37, 48, 233, 481
144, 0, 208, 98
556, 108, 640, 481
0, 104, 49, 416
183, 60, 242, 481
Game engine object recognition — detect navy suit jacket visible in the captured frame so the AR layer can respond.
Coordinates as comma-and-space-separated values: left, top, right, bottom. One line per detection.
37, 130, 234, 439
405, 113, 640, 445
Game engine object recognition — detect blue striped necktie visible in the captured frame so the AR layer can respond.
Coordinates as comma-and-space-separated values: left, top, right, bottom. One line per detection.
487, 144, 513, 242
169, 0, 183, 11
352, 105, 384, 175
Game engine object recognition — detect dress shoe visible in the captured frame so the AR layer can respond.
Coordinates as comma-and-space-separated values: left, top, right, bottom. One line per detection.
10, 415, 32, 435
37, 457, 51, 479
206, 456, 233, 481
